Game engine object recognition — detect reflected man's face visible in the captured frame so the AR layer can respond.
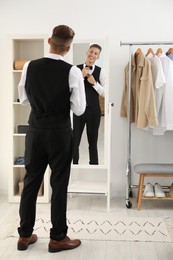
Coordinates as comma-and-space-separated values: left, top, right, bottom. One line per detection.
86, 47, 100, 64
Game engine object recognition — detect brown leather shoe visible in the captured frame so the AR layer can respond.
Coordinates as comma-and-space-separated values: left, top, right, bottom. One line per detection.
17, 234, 38, 251
48, 236, 81, 253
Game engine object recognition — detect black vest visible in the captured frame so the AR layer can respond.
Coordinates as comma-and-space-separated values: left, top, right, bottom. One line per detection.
25, 58, 72, 128
78, 64, 101, 107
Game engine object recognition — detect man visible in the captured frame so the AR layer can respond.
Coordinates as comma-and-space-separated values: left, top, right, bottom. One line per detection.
17, 25, 86, 253
73, 44, 105, 165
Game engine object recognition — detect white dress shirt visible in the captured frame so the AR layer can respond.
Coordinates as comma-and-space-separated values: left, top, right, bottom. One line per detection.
158, 53, 173, 132
18, 53, 86, 116
148, 55, 166, 135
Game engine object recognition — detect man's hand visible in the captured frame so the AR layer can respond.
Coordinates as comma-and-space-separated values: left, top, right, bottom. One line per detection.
87, 74, 96, 85
82, 67, 90, 78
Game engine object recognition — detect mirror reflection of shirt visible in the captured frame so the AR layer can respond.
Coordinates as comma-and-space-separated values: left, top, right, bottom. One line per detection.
82, 64, 106, 97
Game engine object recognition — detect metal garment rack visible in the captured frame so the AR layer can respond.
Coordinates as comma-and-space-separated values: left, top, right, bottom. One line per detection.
120, 41, 173, 208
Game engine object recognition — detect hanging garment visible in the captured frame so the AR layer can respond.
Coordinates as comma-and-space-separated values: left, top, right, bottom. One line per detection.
121, 53, 158, 128
156, 53, 173, 133
147, 55, 166, 135
167, 53, 173, 61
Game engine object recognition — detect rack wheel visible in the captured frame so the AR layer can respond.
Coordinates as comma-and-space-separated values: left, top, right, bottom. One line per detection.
129, 190, 133, 198
126, 200, 132, 209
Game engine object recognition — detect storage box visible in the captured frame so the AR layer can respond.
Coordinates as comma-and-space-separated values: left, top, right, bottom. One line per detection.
18, 181, 43, 196
18, 125, 29, 134
14, 60, 28, 70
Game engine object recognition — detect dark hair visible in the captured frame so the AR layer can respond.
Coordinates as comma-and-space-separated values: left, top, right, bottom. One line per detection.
89, 44, 102, 52
51, 25, 75, 51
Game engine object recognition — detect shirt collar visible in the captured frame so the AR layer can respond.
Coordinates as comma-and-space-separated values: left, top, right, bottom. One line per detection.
132, 53, 145, 68
45, 53, 64, 61
157, 52, 166, 58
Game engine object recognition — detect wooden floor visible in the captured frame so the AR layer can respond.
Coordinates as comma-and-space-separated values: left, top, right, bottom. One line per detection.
0, 194, 173, 260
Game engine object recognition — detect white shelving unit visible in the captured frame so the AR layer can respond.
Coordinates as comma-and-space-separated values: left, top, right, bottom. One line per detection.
9, 35, 51, 203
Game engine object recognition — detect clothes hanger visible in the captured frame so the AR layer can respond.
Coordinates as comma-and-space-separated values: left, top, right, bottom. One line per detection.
167, 48, 173, 54
146, 48, 155, 57
155, 48, 163, 56
135, 48, 143, 55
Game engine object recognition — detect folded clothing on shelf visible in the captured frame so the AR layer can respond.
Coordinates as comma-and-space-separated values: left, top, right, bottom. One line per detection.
14, 156, 25, 165
18, 125, 29, 134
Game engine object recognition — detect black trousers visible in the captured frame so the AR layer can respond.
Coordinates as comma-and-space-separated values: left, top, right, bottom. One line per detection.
18, 126, 73, 241
73, 106, 101, 164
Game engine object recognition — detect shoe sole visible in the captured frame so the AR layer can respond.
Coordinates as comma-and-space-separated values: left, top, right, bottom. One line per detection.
18, 244, 28, 251
17, 240, 37, 251
48, 243, 81, 253
143, 193, 154, 197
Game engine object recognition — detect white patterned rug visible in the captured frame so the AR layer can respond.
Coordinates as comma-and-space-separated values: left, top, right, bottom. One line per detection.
12, 215, 171, 242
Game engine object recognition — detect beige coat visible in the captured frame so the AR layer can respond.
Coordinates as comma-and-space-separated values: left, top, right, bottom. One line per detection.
120, 53, 158, 128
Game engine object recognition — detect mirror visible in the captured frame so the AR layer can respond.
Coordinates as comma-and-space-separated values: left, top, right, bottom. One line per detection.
66, 39, 109, 166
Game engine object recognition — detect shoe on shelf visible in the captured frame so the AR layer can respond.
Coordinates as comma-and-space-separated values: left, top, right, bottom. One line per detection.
48, 236, 81, 253
154, 183, 166, 198
143, 183, 154, 197
17, 234, 38, 251
169, 183, 173, 197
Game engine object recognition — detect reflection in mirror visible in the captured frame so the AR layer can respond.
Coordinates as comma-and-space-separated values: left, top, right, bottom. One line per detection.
71, 41, 107, 165
76, 116, 104, 164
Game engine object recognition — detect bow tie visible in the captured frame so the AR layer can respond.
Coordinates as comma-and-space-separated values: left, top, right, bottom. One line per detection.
85, 65, 93, 70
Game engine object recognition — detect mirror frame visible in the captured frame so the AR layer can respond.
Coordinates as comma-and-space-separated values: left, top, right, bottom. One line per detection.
65, 38, 109, 168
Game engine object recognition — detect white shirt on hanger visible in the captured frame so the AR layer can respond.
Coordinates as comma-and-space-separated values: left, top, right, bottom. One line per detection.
148, 55, 166, 135
157, 53, 173, 133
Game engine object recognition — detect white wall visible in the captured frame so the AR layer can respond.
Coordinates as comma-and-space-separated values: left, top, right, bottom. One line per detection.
0, 0, 173, 196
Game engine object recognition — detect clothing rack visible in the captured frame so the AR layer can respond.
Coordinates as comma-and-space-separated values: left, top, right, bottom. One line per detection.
120, 41, 173, 208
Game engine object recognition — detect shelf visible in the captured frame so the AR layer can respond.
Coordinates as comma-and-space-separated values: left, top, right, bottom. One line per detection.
9, 164, 51, 203
13, 102, 21, 105
142, 197, 173, 200
13, 165, 25, 168
10, 35, 51, 204
68, 180, 107, 194
71, 164, 107, 170
13, 70, 22, 73
137, 171, 173, 209
13, 134, 26, 137
142, 191, 173, 200
8, 195, 50, 204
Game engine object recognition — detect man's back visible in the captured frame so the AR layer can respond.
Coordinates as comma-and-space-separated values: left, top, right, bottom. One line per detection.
25, 58, 72, 128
